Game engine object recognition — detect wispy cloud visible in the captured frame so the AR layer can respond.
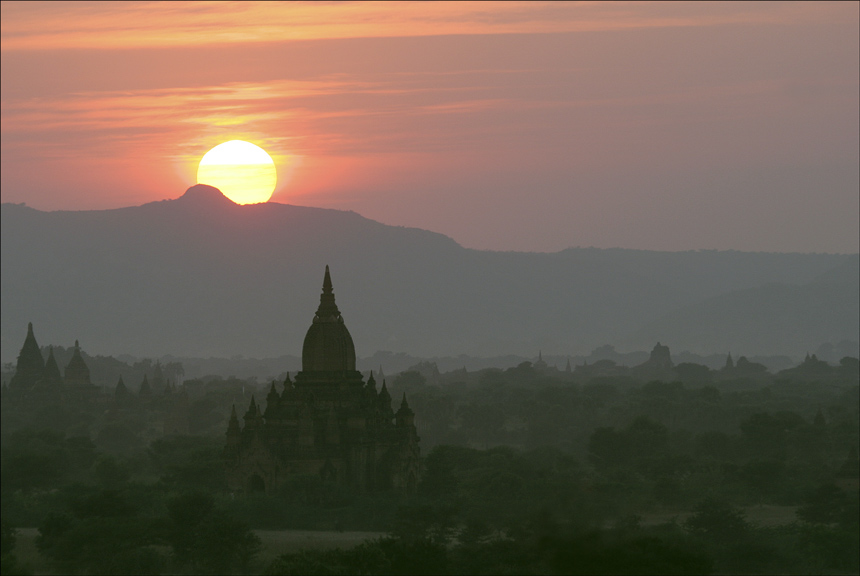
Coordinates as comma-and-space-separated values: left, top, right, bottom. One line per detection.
1, 1, 840, 51
1, 74, 521, 169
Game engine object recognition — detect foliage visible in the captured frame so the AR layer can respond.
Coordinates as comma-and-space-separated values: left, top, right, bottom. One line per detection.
419, 445, 593, 534
0, 519, 32, 576
2, 353, 859, 574
36, 509, 165, 575
684, 498, 748, 542
148, 435, 225, 490
0, 429, 96, 491
265, 527, 713, 575
545, 531, 713, 575
796, 482, 850, 524
167, 491, 260, 574
264, 537, 448, 576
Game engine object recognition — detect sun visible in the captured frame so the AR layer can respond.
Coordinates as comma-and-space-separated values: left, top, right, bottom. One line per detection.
197, 140, 277, 204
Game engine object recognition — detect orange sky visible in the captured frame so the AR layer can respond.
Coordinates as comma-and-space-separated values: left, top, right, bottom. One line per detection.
2, 1, 858, 252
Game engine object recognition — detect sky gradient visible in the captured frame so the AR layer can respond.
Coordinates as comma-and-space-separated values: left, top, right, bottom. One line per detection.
2, 1, 858, 253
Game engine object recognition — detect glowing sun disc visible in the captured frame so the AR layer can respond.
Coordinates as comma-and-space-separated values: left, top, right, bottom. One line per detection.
197, 140, 276, 204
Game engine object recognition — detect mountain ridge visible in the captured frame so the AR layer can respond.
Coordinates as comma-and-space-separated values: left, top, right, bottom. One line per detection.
2, 189, 857, 361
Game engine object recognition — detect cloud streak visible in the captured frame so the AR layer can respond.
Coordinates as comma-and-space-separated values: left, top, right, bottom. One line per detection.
2, 1, 842, 50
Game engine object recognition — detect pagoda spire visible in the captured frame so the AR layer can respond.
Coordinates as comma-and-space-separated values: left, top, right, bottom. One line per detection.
281, 373, 293, 399
323, 265, 333, 293
10, 322, 45, 390
265, 381, 279, 416
379, 379, 391, 403
225, 405, 241, 456
314, 265, 341, 322
245, 395, 258, 418
396, 392, 415, 429
64, 339, 92, 387
115, 376, 129, 401
139, 374, 151, 395
44, 346, 63, 385
227, 405, 240, 435
378, 379, 394, 421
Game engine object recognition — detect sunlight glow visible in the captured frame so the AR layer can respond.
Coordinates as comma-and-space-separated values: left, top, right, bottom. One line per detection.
197, 140, 276, 204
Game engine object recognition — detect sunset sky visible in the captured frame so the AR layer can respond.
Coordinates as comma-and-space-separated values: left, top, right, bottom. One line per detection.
2, 1, 858, 253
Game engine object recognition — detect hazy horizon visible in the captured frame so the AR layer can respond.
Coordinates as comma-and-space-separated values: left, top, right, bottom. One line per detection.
3, 195, 856, 364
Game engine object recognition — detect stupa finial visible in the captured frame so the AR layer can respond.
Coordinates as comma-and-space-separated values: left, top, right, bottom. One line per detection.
315, 265, 340, 321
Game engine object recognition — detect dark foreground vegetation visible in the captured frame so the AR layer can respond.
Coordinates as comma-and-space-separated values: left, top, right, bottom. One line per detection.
1, 350, 858, 574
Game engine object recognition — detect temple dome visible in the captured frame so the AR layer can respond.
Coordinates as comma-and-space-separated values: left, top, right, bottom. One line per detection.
301, 266, 356, 372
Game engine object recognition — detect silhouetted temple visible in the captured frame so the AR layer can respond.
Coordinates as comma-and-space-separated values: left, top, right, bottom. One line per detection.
64, 340, 92, 387
43, 347, 63, 386
9, 323, 45, 390
8, 323, 93, 391
224, 267, 420, 493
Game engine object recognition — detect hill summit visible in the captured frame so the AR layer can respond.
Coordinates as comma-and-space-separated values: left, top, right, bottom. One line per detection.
177, 184, 236, 206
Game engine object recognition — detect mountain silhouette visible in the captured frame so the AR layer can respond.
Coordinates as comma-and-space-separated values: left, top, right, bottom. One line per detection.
1, 188, 857, 360
176, 183, 238, 206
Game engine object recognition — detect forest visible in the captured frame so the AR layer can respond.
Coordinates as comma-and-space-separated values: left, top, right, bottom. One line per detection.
1, 347, 858, 574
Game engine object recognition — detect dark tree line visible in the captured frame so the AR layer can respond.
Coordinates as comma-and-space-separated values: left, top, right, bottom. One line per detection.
1, 352, 857, 574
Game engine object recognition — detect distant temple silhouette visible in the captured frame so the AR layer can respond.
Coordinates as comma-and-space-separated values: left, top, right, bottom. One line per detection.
224, 266, 421, 493
8, 323, 94, 391
5, 323, 190, 433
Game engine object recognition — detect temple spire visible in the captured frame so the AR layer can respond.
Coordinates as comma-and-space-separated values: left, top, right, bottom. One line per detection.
139, 374, 151, 396
265, 381, 279, 416
44, 346, 63, 385
314, 265, 341, 322
10, 322, 45, 390
65, 339, 91, 387
396, 392, 415, 429
323, 265, 333, 293
227, 405, 240, 435
115, 376, 129, 401
246, 395, 258, 418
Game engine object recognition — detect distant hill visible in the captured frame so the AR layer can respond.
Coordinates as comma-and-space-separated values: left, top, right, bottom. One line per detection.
627, 257, 859, 355
2, 185, 857, 361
